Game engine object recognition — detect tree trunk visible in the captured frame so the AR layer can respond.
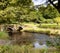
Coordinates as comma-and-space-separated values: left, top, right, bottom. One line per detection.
57, 0, 60, 13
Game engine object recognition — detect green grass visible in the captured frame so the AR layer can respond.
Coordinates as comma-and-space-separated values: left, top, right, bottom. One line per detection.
21, 23, 60, 35
22, 22, 60, 29
24, 27, 59, 35
0, 45, 59, 53
38, 23, 60, 29
0, 31, 9, 40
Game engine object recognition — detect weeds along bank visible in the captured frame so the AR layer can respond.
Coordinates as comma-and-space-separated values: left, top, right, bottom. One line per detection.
0, 45, 60, 53
0, 24, 60, 53
0, 23, 60, 36
0, 31, 9, 40
0, 32, 60, 53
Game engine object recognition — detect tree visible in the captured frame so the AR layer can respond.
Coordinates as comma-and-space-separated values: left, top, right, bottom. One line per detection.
38, 5, 59, 19
0, 0, 33, 23
0, 0, 33, 10
48, 0, 60, 13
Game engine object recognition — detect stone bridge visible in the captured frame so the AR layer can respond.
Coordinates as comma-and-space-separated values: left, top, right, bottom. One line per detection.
0, 24, 22, 31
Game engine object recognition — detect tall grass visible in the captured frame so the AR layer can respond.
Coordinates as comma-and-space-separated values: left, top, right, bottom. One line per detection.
0, 31, 9, 40
38, 24, 60, 29
24, 28, 59, 35
0, 45, 59, 53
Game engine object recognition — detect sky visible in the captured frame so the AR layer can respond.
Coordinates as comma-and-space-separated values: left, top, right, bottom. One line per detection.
32, 0, 47, 5
32, 0, 58, 5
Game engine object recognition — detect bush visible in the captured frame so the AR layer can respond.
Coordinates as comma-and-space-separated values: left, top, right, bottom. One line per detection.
53, 17, 60, 23
0, 45, 59, 53
0, 31, 9, 40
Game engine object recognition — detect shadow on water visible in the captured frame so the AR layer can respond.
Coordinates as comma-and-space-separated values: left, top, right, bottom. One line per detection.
7, 31, 34, 45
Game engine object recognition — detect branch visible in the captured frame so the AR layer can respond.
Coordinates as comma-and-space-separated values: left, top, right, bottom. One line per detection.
58, 0, 60, 7
48, 0, 60, 13
48, 0, 57, 8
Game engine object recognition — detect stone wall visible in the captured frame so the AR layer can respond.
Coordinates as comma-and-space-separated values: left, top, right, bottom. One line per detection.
0, 24, 21, 31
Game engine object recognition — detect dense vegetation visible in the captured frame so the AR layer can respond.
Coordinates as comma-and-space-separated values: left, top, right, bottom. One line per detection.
0, 45, 60, 53
48, 0, 60, 13
0, 31, 9, 39
0, 0, 60, 24
0, 0, 60, 53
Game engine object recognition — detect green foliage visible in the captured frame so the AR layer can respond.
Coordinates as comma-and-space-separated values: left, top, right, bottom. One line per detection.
19, 10, 45, 23
0, 0, 33, 10
0, 31, 9, 39
0, 0, 33, 23
0, 45, 59, 53
43, 19, 53, 23
46, 35, 60, 50
0, 0, 60, 24
38, 5, 60, 19
38, 23, 60, 29
53, 17, 60, 23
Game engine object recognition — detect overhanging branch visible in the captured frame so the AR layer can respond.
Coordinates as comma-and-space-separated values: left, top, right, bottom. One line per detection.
48, 0, 60, 13
48, 0, 57, 8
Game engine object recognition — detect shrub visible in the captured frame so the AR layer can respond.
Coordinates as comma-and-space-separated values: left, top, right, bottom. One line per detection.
0, 45, 59, 53
0, 31, 9, 40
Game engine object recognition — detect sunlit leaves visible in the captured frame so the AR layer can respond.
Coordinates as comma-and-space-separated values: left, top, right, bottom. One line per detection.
38, 5, 59, 19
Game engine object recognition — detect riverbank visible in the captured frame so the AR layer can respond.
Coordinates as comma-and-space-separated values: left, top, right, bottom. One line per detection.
0, 23, 60, 53
0, 45, 59, 53
0, 23, 60, 36
21, 23, 60, 36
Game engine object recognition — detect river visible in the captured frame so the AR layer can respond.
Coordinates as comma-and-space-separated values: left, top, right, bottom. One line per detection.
0, 32, 57, 49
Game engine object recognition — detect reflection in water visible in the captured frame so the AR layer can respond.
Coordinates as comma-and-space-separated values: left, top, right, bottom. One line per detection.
33, 41, 48, 49
8, 32, 34, 45
7, 31, 56, 47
